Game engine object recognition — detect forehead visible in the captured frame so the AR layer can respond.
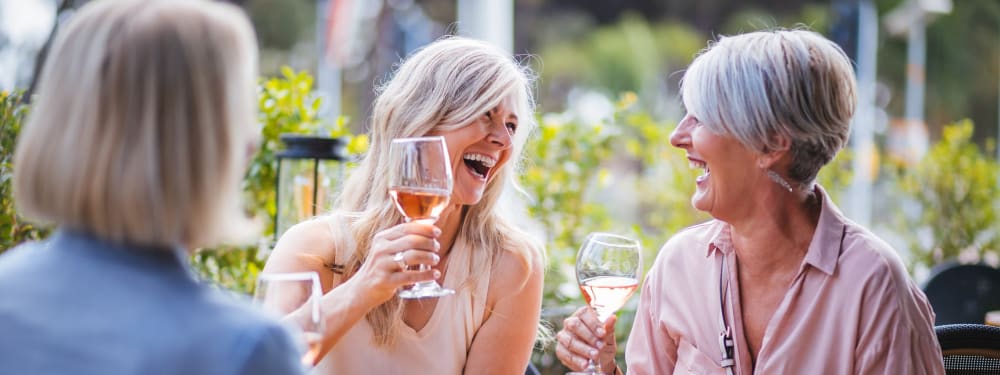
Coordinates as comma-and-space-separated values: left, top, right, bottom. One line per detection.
493, 95, 519, 119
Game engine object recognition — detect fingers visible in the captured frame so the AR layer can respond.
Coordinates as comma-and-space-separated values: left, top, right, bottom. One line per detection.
556, 328, 599, 370
566, 307, 606, 347
555, 307, 615, 370
391, 250, 441, 271
370, 222, 441, 259
375, 221, 440, 243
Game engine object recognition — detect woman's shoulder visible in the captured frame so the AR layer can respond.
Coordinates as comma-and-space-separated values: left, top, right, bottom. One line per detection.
489, 243, 544, 290
655, 219, 723, 262
265, 215, 346, 273
838, 223, 909, 279
479, 237, 545, 309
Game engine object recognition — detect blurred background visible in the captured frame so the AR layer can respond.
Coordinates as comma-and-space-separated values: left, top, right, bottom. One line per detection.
2, 0, 999, 373
3, 0, 997, 141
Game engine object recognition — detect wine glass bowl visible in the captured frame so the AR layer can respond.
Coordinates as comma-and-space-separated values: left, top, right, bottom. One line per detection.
253, 272, 325, 366
387, 136, 455, 298
570, 232, 642, 375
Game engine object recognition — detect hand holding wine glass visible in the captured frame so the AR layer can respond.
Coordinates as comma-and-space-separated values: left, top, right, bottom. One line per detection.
567, 232, 642, 375
387, 136, 455, 299
254, 272, 325, 367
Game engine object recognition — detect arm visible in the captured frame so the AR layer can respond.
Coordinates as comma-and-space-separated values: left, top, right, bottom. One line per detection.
853, 264, 945, 375
262, 218, 441, 362
463, 249, 545, 374
623, 271, 678, 375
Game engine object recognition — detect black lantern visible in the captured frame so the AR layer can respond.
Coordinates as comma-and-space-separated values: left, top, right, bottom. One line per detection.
274, 134, 349, 240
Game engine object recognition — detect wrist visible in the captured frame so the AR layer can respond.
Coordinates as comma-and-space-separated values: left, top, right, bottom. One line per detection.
601, 359, 620, 375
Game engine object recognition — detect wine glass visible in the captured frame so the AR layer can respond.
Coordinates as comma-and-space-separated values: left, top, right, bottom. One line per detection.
569, 233, 643, 375
387, 136, 455, 299
254, 272, 325, 367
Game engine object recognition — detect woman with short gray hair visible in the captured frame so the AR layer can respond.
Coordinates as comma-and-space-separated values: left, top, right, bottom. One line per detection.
556, 29, 943, 374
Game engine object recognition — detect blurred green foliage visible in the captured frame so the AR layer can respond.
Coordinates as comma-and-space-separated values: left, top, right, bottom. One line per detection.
0, 91, 50, 250
895, 120, 1000, 268
524, 92, 708, 372
192, 67, 367, 295
245, 0, 312, 51
535, 13, 704, 113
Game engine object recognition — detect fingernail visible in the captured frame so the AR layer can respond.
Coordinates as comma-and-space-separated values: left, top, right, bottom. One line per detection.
596, 340, 604, 348
589, 349, 598, 357
433, 227, 442, 236
433, 270, 441, 279
432, 253, 440, 264
434, 240, 441, 250
597, 328, 606, 336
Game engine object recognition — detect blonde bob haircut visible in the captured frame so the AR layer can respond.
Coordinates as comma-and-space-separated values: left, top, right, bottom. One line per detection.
681, 29, 857, 184
13, 0, 259, 249
334, 36, 543, 346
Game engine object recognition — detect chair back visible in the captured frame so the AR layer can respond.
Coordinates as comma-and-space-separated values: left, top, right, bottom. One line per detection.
922, 262, 1000, 325
936, 324, 1000, 374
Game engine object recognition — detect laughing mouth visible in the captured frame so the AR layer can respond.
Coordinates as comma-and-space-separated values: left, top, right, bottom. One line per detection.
463, 153, 496, 179
689, 159, 710, 181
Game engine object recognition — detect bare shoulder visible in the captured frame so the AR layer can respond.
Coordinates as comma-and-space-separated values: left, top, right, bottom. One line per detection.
489, 245, 545, 298
263, 217, 340, 274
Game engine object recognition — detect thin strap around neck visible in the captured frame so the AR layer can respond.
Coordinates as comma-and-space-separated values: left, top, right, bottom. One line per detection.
718, 255, 736, 375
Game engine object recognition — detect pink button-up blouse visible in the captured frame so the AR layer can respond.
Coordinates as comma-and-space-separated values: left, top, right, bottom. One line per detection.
625, 186, 944, 374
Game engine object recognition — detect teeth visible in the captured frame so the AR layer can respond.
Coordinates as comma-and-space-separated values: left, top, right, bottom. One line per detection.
688, 160, 707, 170
463, 153, 496, 168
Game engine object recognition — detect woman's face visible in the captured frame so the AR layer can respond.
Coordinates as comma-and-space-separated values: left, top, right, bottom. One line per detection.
431, 98, 518, 206
670, 113, 763, 220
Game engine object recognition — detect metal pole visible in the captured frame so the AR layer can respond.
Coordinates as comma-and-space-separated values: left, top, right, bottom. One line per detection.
317, 0, 342, 122
848, 0, 878, 227
274, 157, 283, 242
904, 13, 926, 125
312, 159, 320, 217
456, 0, 513, 53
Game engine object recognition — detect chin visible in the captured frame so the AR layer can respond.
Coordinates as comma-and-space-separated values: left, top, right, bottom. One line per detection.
691, 194, 713, 214
452, 191, 485, 206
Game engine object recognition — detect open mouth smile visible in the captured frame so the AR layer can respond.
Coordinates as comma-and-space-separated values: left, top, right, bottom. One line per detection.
689, 158, 710, 183
463, 153, 496, 179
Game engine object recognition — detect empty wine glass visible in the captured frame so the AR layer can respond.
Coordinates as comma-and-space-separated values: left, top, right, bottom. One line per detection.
568, 232, 642, 375
254, 272, 325, 367
387, 136, 454, 299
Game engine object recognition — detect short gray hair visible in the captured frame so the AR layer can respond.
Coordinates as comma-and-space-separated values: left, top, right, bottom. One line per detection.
681, 29, 857, 183
14, 0, 259, 248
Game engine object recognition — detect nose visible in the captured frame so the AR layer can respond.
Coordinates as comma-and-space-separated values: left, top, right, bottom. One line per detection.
487, 119, 512, 149
670, 114, 695, 149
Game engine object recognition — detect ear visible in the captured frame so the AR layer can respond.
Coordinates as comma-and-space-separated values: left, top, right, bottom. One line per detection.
757, 134, 792, 169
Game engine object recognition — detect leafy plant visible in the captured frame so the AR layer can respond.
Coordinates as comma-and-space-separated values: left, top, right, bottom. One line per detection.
524, 92, 708, 373
895, 120, 1000, 268
0, 91, 50, 252
193, 67, 367, 295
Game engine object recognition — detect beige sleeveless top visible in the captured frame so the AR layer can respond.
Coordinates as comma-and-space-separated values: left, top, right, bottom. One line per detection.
314, 226, 492, 375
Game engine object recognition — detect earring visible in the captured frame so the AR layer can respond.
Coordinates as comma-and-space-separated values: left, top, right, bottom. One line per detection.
766, 170, 794, 192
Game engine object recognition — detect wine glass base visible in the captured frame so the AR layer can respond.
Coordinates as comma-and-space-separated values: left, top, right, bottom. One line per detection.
398, 282, 455, 299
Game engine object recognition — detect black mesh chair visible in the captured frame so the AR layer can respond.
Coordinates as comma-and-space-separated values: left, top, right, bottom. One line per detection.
922, 262, 1000, 325
936, 324, 1000, 374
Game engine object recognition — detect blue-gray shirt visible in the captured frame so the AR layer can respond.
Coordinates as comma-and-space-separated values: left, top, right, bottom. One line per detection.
0, 231, 306, 375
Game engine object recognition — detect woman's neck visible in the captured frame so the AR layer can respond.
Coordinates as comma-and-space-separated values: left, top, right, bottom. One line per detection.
434, 205, 465, 258
729, 189, 821, 276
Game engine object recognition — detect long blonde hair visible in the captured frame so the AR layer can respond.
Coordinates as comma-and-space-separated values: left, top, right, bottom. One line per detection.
13, 0, 259, 249
335, 37, 543, 346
